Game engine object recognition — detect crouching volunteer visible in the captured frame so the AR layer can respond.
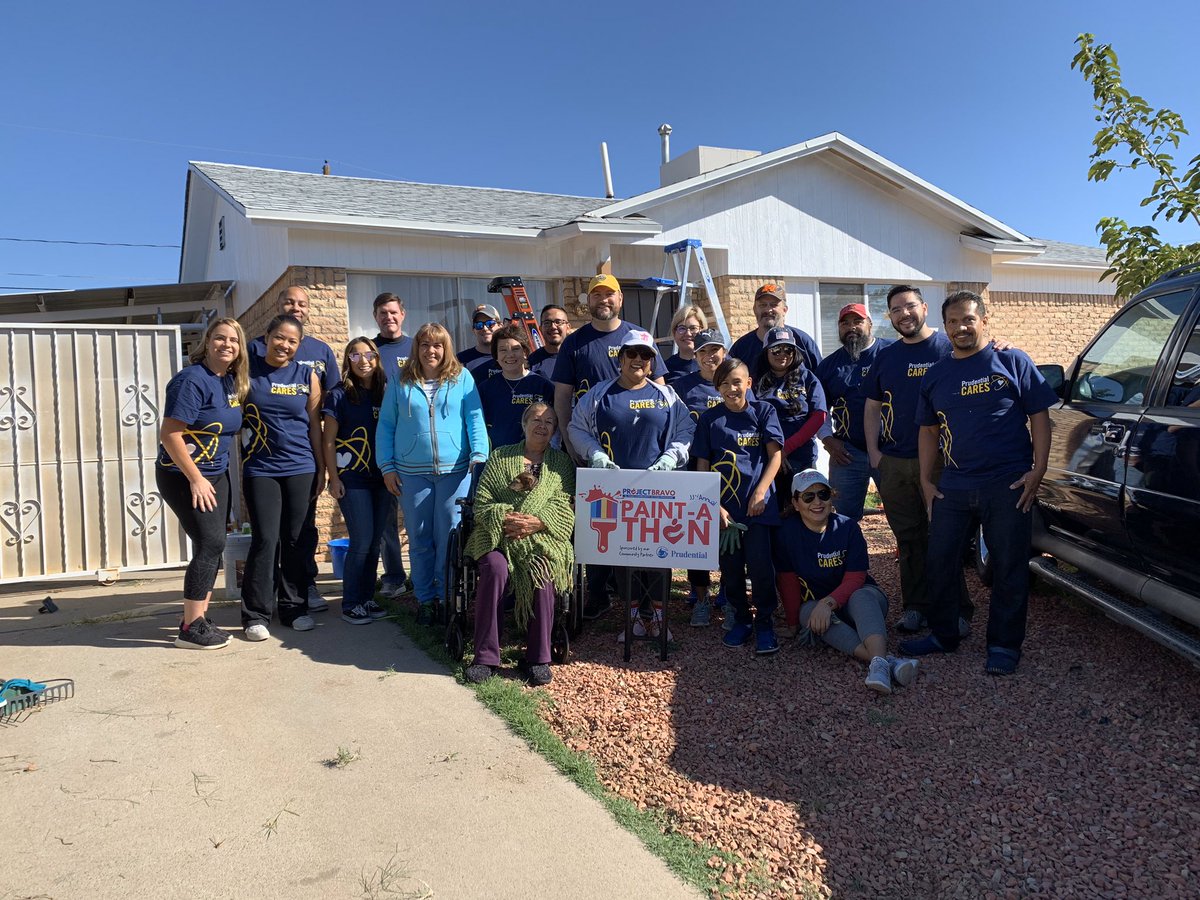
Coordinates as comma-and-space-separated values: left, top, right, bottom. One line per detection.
568, 329, 693, 639
692, 357, 784, 656
777, 469, 919, 693
464, 401, 575, 686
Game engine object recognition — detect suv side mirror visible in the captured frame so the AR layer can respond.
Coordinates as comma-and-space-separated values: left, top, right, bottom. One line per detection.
1038, 364, 1066, 398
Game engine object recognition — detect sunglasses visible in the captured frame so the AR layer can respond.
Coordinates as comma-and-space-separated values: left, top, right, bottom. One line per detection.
799, 488, 832, 503
624, 348, 656, 360
769, 346, 796, 356
472, 319, 499, 330
348, 351, 377, 363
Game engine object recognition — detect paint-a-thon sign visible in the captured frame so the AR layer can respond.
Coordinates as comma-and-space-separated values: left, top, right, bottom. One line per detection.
574, 470, 720, 569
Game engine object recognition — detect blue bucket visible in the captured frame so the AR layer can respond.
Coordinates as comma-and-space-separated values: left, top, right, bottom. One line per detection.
328, 538, 350, 579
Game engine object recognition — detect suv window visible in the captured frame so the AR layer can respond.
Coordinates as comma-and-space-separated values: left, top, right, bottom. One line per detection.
1072, 290, 1192, 405
1168, 320, 1200, 408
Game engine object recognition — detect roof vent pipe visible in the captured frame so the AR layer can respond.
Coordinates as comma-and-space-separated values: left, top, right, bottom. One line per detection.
658, 123, 672, 165
600, 142, 614, 199
322, 160, 330, 175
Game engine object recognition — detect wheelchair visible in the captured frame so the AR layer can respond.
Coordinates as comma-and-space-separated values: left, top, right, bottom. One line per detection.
442, 496, 583, 665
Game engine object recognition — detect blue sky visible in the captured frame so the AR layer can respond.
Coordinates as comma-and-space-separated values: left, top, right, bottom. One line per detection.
2, 0, 1197, 295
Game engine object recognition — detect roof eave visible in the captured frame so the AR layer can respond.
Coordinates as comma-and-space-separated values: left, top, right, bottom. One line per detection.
538, 218, 663, 242
245, 209, 543, 241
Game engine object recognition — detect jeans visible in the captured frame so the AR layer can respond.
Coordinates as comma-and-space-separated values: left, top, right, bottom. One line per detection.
380, 499, 408, 589
242, 473, 315, 627
398, 470, 472, 605
156, 467, 230, 600
926, 478, 1032, 653
337, 485, 393, 611
720, 523, 777, 629
472, 551, 555, 666
800, 584, 888, 656
827, 442, 875, 522
876, 454, 973, 620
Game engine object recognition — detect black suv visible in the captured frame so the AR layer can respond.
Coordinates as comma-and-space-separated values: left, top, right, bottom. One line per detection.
1019, 262, 1200, 661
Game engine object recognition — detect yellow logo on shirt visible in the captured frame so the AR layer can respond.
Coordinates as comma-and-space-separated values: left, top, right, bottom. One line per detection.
959, 376, 991, 396
817, 550, 845, 569
906, 362, 934, 378
270, 382, 310, 396
629, 399, 657, 410
736, 433, 760, 447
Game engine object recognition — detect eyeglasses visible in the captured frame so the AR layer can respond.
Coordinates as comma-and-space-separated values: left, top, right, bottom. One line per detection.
674, 325, 700, 335
473, 319, 499, 330
348, 351, 377, 363
624, 348, 656, 360
542, 319, 569, 328
799, 488, 832, 503
768, 346, 796, 356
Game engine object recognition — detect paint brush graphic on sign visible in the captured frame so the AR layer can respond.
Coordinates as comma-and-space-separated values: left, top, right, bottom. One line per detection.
584, 487, 619, 552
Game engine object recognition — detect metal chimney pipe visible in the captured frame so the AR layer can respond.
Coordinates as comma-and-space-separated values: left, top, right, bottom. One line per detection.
322, 160, 330, 175
658, 123, 672, 165
600, 142, 614, 199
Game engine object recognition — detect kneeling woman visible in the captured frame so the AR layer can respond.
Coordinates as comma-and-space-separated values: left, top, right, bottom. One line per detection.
776, 469, 918, 694
464, 402, 575, 686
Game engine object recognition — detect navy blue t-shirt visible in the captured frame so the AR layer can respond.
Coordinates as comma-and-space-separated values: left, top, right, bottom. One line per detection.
477, 372, 556, 450
775, 514, 875, 600
816, 338, 893, 451
665, 353, 698, 386
250, 334, 339, 393
693, 399, 785, 526
592, 380, 672, 469
322, 385, 382, 489
528, 347, 559, 381
374, 334, 413, 383
242, 356, 317, 478
917, 346, 1059, 491
458, 346, 502, 382
551, 321, 668, 398
863, 331, 953, 459
729, 326, 821, 374
156, 364, 243, 476
673, 371, 724, 423
757, 367, 828, 466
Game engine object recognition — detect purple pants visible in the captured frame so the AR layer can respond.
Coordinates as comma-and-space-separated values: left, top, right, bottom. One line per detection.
472, 550, 555, 666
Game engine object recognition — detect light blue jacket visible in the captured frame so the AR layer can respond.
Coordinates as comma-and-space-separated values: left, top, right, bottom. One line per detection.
377, 373, 489, 476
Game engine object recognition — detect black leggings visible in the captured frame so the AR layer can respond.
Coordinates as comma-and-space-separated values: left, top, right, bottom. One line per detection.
242, 472, 315, 627
156, 467, 230, 601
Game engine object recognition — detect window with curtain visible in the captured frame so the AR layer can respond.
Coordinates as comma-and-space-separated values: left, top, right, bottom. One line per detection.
346, 274, 552, 356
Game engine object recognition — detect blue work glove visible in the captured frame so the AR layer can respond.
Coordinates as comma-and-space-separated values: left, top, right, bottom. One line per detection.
647, 454, 675, 472
589, 451, 619, 469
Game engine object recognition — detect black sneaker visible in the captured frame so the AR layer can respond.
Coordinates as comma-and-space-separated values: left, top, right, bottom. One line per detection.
364, 600, 388, 620
465, 664, 494, 684
341, 604, 372, 625
175, 616, 230, 651
415, 604, 436, 627
179, 615, 228, 638
524, 662, 552, 686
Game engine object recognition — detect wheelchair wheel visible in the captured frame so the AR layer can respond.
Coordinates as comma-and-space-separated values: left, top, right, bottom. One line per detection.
446, 616, 466, 662
567, 564, 585, 639
442, 528, 462, 628
550, 618, 570, 664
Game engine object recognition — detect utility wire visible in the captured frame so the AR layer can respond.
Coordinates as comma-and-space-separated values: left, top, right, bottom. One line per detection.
0, 236, 179, 248
5, 272, 95, 278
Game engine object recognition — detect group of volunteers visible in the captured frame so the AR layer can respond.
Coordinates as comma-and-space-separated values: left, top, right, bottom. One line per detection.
157, 272, 1056, 688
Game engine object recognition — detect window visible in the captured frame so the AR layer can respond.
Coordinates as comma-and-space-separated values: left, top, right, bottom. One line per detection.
1071, 290, 1191, 405
1168, 318, 1200, 407
346, 274, 553, 354
817, 283, 894, 353
620, 285, 679, 351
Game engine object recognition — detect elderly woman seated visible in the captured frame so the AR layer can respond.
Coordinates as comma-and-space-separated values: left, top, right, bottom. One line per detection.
464, 401, 575, 686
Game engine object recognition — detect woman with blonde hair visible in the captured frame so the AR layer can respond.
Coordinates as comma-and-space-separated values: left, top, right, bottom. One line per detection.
664, 304, 709, 385
377, 323, 488, 624
156, 317, 250, 650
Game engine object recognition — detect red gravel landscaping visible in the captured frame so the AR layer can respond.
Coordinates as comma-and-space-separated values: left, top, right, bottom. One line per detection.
539, 515, 1200, 898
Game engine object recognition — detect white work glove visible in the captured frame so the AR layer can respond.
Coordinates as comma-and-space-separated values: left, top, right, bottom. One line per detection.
590, 451, 619, 469
647, 455, 675, 472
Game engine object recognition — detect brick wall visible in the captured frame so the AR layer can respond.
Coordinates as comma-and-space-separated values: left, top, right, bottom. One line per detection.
714, 275, 785, 342
987, 291, 1123, 367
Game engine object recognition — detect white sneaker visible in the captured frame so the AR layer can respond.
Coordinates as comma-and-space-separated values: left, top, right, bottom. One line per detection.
244, 623, 270, 642
307, 586, 328, 612
865, 656, 893, 694
291, 615, 315, 632
888, 655, 919, 687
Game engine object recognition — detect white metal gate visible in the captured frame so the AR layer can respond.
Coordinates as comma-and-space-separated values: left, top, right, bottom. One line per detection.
0, 323, 189, 583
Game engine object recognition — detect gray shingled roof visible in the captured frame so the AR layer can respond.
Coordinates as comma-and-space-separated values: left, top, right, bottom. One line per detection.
1029, 238, 1109, 265
191, 162, 618, 231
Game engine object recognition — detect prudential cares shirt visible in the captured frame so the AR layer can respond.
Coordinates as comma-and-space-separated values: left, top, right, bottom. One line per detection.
915, 345, 1058, 492
863, 331, 953, 459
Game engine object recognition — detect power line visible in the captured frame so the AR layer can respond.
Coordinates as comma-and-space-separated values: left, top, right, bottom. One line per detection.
0, 286, 71, 291
0, 236, 179, 249
5, 272, 95, 278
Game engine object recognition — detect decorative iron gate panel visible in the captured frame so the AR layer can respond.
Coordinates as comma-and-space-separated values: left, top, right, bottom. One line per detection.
0, 324, 189, 582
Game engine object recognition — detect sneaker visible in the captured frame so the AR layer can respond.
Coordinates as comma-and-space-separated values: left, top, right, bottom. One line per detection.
379, 578, 413, 599
865, 656, 893, 694
179, 615, 229, 639
958, 616, 971, 639
341, 605, 372, 625
645, 608, 674, 642
290, 615, 315, 632
175, 617, 229, 650
690, 599, 712, 627
897, 633, 950, 656
415, 603, 435, 627
244, 623, 270, 642
465, 663, 494, 684
364, 600, 388, 620
723, 622, 753, 648
985, 646, 1020, 676
582, 593, 612, 621
307, 585, 329, 612
755, 627, 780, 656
525, 663, 552, 686
896, 610, 927, 632
888, 655, 919, 687
722, 612, 736, 633
617, 613, 649, 643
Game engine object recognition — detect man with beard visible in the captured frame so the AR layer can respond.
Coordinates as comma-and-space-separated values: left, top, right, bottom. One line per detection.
528, 305, 572, 380
815, 303, 892, 521
729, 283, 821, 373
370, 292, 412, 599
900, 291, 1056, 676
863, 285, 972, 635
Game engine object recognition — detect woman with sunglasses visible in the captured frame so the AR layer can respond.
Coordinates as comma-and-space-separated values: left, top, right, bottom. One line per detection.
776, 469, 919, 693
754, 327, 828, 513
664, 305, 708, 386
322, 338, 390, 625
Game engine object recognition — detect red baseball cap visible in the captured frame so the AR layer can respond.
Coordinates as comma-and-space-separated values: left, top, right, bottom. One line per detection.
838, 303, 869, 321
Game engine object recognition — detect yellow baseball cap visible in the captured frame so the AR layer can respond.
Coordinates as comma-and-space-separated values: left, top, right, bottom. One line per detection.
587, 274, 621, 294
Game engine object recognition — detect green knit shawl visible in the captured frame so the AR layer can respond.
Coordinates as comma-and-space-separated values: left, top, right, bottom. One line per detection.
463, 441, 576, 627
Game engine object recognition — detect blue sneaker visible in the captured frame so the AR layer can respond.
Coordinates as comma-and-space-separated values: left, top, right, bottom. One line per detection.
755, 627, 780, 656
722, 622, 753, 648
897, 633, 949, 656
